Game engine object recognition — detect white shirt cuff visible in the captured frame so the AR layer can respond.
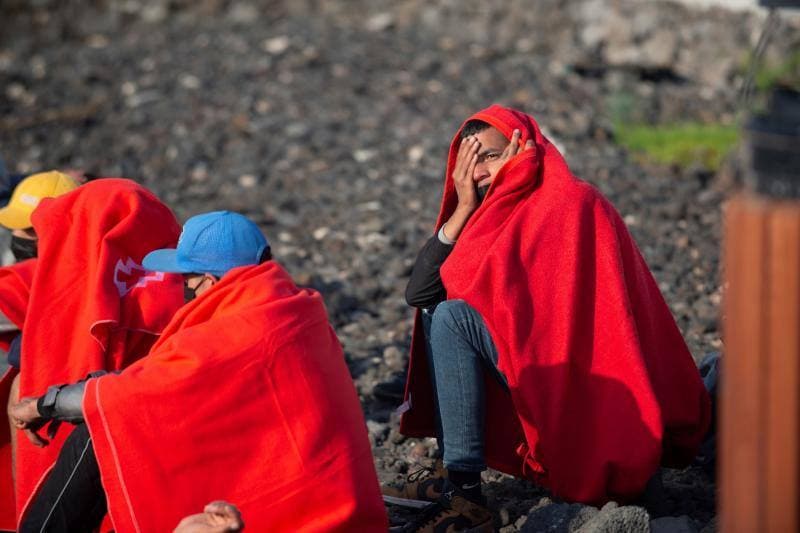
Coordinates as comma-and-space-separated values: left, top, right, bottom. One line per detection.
438, 225, 456, 245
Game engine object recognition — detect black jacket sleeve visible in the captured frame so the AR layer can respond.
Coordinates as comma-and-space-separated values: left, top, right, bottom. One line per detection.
405, 234, 454, 309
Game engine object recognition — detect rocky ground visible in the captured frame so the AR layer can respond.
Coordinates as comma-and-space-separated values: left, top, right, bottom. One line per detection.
1, 0, 798, 531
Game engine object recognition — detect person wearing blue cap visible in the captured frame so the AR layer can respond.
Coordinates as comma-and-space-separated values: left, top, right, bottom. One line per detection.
11, 211, 387, 532
143, 210, 272, 302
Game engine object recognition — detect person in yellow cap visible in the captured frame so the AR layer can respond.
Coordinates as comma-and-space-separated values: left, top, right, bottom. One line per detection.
0, 171, 79, 262
0, 171, 79, 495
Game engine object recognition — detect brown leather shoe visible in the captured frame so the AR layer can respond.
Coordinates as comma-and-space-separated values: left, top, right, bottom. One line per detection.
382, 459, 447, 508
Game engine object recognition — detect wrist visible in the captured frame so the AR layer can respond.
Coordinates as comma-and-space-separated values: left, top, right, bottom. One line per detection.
37, 384, 64, 420
454, 201, 477, 216
444, 209, 472, 241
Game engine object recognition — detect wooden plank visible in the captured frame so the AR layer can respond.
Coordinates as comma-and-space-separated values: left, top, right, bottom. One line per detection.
721, 195, 767, 533
764, 203, 800, 533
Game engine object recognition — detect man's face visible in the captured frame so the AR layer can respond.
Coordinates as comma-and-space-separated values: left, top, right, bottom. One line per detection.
470, 126, 510, 189
182, 273, 216, 303
10, 227, 38, 261
11, 228, 37, 240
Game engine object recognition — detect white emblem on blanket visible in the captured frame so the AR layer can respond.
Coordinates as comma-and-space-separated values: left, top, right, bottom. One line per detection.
113, 258, 164, 297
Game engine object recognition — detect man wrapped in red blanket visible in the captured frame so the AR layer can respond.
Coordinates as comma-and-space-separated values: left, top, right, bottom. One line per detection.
0, 170, 82, 529
10, 211, 388, 532
0, 178, 183, 530
385, 105, 712, 530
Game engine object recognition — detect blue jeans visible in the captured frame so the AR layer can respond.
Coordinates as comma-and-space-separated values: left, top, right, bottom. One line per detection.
422, 299, 507, 473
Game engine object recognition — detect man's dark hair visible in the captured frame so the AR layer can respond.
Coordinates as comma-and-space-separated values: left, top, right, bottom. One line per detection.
259, 247, 272, 263
460, 119, 491, 139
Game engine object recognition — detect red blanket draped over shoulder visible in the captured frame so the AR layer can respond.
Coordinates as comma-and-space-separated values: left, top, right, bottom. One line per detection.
0, 258, 36, 348
83, 261, 388, 532
0, 259, 36, 528
2, 179, 183, 527
401, 105, 711, 504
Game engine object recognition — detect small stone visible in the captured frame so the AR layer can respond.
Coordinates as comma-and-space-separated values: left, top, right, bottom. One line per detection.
365, 13, 394, 32
353, 149, 377, 163
313, 227, 330, 240
86, 34, 109, 48
228, 2, 259, 23
263, 36, 290, 55
121, 81, 137, 97
191, 165, 209, 182
180, 74, 201, 90
141, 4, 168, 23
407, 145, 424, 165
238, 174, 257, 188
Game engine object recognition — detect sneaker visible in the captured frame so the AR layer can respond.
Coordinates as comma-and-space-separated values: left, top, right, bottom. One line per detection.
392, 482, 493, 532
383, 460, 447, 508
373, 371, 407, 403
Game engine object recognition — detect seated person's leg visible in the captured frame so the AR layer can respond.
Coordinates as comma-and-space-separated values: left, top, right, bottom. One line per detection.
20, 423, 106, 533
419, 306, 445, 455
428, 299, 505, 497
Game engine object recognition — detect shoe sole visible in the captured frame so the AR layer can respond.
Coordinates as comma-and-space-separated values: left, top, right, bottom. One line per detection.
388, 520, 493, 532
382, 495, 434, 509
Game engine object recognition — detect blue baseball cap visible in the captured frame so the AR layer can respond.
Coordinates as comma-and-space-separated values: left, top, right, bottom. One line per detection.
143, 210, 269, 278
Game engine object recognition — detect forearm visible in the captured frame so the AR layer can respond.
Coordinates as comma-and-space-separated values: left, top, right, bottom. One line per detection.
37, 382, 87, 423
405, 231, 454, 309
36, 371, 108, 423
441, 205, 474, 241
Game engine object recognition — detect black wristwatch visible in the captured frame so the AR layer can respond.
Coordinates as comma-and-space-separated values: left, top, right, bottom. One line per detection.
37, 384, 66, 420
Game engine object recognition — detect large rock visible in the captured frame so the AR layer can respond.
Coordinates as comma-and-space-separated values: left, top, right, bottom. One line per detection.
576, 502, 651, 533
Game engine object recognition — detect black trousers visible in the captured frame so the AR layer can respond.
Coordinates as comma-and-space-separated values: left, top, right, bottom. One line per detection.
20, 423, 106, 533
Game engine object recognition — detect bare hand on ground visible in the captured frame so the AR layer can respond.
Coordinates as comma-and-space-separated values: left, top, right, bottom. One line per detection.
174, 501, 244, 533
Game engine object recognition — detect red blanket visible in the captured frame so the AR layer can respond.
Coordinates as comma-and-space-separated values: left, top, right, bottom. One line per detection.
83, 261, 388, 532
0, 259, 35, 528
6, 179, 183, 526
401, 105, 711, 503
0, 259, 35, 349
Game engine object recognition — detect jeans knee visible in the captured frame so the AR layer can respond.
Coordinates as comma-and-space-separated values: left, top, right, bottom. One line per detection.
430, 299, 471, 335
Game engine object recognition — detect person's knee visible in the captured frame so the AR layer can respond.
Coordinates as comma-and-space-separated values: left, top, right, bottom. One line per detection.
431, 300, 475, 337
430, 299, 471, 335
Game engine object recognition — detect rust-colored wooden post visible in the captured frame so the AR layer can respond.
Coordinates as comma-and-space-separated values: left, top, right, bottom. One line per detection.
722, 194, 800, 533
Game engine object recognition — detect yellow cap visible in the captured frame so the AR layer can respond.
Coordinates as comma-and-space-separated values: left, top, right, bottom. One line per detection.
0, 171, 79, 229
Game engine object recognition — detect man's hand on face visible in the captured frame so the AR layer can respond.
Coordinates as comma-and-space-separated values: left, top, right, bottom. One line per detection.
451, 135, 481, 214
498, 129, 534, 167
441, 136, 481, 242
173, 501, 244, 533
8, 396, 49, 447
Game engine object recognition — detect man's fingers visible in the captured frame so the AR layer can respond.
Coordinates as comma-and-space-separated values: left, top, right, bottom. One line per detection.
509, 129, 521, 155
453, 137, 473, 180
465, 153, 478, 183
46, 420, 62, 440
457, 136, 475, 160
204, 501, 243, 530
524, 139, 534, 150
454, 137, 480, 186
23, 428, 48, 448
204, 501, 232, 514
